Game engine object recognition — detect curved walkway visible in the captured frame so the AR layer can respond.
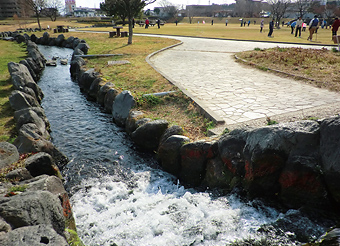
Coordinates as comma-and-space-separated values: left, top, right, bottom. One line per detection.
143, 35, 340, 135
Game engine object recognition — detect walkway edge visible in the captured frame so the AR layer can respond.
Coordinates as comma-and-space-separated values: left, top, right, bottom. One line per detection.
146, 41, 225, 125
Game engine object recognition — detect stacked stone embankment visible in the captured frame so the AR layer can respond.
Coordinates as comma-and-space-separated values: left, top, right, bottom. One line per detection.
0, 32, 85, 245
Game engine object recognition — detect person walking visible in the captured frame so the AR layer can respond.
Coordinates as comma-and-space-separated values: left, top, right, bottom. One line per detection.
295, 17, 303, 38
268, 18, 274, 37
332, 17, 340, 37
211, 19, 214, 25
175, 19, 178, 26
157, 18, 161, 29
226, 19, 228, 26
260, 19, 264, 32
308, 15, 319, 41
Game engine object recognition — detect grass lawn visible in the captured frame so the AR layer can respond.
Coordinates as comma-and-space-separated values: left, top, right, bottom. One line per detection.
0, 41, 27, 142
85, 22, 337, 47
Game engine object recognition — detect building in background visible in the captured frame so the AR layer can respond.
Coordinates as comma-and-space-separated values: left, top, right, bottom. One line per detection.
65, 0, 76, 16
0, 0, 33, 18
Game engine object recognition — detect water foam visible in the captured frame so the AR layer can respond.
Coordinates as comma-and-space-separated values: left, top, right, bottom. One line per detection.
71, 165, 285, 246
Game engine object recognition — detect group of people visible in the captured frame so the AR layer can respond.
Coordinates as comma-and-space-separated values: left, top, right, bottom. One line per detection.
144, 18, 162, 29
266, 15, 340, 41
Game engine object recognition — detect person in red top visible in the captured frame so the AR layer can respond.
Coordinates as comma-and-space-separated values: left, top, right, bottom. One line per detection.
145, 18, 149, 29
332, 17, 340, 36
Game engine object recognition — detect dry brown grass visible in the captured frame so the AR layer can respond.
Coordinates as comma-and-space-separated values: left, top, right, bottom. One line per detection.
236, 47, 340, 92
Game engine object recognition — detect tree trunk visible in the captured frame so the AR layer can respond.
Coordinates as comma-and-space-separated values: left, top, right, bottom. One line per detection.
128, 19, 133, 45
37, 14, 41, 31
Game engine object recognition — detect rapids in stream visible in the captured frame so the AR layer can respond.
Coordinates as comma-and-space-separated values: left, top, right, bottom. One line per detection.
37, 45, 332, 246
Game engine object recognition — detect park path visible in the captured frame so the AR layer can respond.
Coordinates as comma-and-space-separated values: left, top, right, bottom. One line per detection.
142, 35, 340, 134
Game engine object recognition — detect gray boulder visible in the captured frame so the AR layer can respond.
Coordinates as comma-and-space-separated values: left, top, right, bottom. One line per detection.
65, 36, 75, 46
0, 225, 68, 246
27, 41, 46, 70
13, 123, 54, 154
9, 90, 39, 111
131, 119, 169, 151
8, 62, 34, 87
112, 90, 135, 126
8, 62, 43, 101
14, 107, 50, 131
25, 57, 43, 80
158, 135, 189, 176
78, 68, 99, 92
125, 110, 145, 135
88, 77, 103, 100
72, 48, 84, 61
278, 155, 328, 209
243, 121, 320, 199
30, 34, 37, 42
159, 125, 184, 145
21, 175, 76, 229
0, 190, 65, 235
15, 34, 26, 44
0, 142, 19, 169
75, 42, 90, 54
179, 141, 216, 187
320, 116, 340, 205
5, 168, 32, 181
97, 82, 114, 106
203, 156, 234, 190
104, 88, 119, 113
14, 108, 49, 139
41, 32, 50, 45
218, 128, 249, 178
19, 59, 38, 82
55, 34, 65, 46
70, 57, 86, 80
0, 217, 11, 235
25, 152, 61, 178
72, 38, 81, 49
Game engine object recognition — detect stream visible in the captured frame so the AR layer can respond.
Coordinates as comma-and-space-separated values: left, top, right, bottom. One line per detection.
37, 45, 332, 246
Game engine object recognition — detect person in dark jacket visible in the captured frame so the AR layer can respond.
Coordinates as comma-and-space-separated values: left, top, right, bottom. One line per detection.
268, 18, 274, 37
332, 17, 340, 36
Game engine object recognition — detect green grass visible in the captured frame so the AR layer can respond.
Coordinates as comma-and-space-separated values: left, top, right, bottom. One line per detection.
0, 41, 26, 142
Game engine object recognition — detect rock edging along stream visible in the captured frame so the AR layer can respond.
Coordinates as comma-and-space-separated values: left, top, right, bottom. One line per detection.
3, 32, 340, 244
67, 32, 340, 215
0, 34, 83, 245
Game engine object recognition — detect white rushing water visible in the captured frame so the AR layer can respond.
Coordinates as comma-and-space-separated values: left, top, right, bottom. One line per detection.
71, 164, 292, 246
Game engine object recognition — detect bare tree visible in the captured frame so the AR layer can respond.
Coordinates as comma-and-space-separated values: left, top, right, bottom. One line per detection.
268, 0, 291, 27
293, 0, 312, 18
24, 0, 46, 31
160, 0, 178, 19
101, 0, 156, 44
44, 0, 63, 21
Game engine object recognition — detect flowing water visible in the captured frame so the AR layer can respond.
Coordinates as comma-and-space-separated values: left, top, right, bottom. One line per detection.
37, 45, 331, 246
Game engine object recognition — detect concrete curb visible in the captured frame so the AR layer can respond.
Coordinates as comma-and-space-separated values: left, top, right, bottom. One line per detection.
146, 41, 225, 125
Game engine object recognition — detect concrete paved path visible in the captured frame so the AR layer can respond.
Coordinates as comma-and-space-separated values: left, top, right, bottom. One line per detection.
144, 35, 340, 134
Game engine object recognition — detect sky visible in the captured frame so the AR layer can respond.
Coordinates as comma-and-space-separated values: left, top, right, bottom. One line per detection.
75, 0, 236, 9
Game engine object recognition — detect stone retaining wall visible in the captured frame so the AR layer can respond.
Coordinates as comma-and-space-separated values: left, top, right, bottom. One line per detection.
0, 32, 84, 245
